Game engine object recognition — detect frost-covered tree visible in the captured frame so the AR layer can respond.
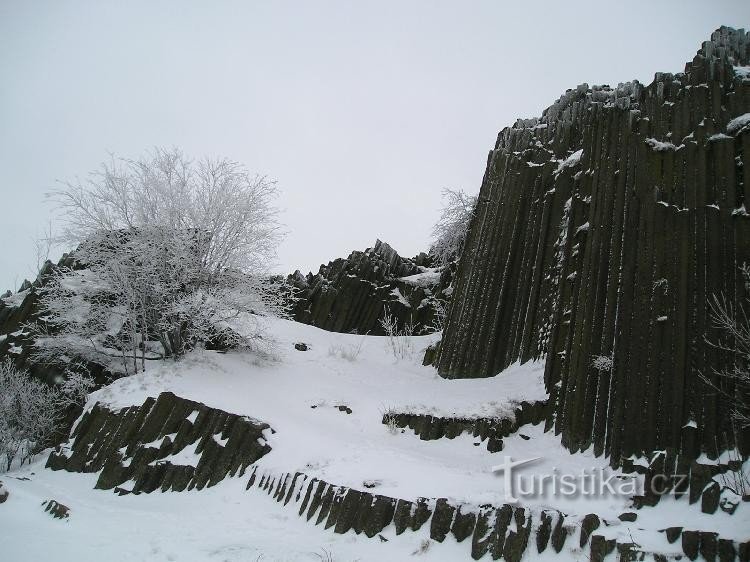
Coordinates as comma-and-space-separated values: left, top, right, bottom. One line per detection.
0, 359, 89, 471
31, 148, 288, 375
429, 188, 477, 266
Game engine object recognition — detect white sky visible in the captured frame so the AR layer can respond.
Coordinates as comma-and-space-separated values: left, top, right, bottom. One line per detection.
1, 1, 748, 292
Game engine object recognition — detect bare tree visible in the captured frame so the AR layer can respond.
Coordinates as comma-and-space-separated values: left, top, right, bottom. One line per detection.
30, 148, 289, 375
0, 359, 90, 472
429, 188, 477, 266
702, 263, 750, 428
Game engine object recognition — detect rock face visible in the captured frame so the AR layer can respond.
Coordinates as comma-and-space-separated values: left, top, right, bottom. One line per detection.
436, 27, 750, 460
47, 392, 272, 493
0, 254, 114, 387
288, 239, 450, 335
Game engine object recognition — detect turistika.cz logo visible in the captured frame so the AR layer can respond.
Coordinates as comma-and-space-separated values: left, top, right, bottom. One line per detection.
490, 456, 686, 503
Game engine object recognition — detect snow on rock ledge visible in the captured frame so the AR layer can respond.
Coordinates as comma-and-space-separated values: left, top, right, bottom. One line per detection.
47, 391, 272, 493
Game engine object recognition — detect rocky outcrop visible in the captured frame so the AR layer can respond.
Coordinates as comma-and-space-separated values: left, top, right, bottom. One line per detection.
383, 399, 550, 452
288, 239, 450, 335
42, 500, 70, 520
244, 466, 748, 561
47, 392, 272, 493
245, 466, 573, 559
0, 254, 115, 387
436, 27, 750, 461
45, 390, 748, 560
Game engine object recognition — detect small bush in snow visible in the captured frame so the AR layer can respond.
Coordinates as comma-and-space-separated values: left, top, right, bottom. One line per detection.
0, 359, 90, 472
379, 310, 414, 360
425, 298, 447, 334
379, 406, 400, 435
327, 338, 365, 362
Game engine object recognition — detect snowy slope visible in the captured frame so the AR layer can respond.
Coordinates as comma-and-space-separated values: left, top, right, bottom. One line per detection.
0, 318, 748, 561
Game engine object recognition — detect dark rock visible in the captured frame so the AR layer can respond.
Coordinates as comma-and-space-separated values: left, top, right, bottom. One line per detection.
333, 489, 364, 534
470, 506, 493, 560
536, 511, 553, 553
690, 463, 714, 504
700, 532, 719, 562
0, 482, 8, 504
489, 505, 513, 559
381, 402, 548, 452
665, 526, 683, 544
503, 508, 532, 562
551, 513, 569, 553
450, 506, 476, 543
429, 498, 455, 542
590, 534, 616, 562
393, 499, 413, 535
294, 342, 309, 351
361, 495, 395, 538
682, 530, 701, 560
47, 392, 272, 494
702, 481, 721, 514
617, 542, 639, 562
286, 240, 450, 336
618, 512, 638, 522
718, 538, 735, 562
42, 500, 70, 520
580, 514, 600, 547
411, 498, 432, 531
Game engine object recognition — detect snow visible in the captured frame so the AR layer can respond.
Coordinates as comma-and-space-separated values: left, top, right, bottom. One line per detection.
0, 461, 475, 562
727, 112, 750, 135
151, 440, 203, 467
389, 287, 411, 308
1, 317, 748, 560
645, 138, 681, 152
212, 433, 229, 447
398, 268, 442, 288
554, 149, 583, 175
734, 65, 750, 79
1, 288, 30, 307
708, 133, 732, 141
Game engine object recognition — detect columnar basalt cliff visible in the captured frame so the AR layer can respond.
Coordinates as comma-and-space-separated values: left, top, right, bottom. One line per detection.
288, 239, 451, 335
436, 27, 750, 461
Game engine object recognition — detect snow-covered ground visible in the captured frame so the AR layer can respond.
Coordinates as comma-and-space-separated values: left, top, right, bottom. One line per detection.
0, 318, 748, 561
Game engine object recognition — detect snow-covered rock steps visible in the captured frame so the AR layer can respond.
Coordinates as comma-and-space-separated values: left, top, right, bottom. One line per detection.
244, 466, 750, 561
384, 399, 550, 452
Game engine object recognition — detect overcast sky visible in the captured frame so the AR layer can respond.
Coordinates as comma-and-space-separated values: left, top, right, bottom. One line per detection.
1, 1, 748, 291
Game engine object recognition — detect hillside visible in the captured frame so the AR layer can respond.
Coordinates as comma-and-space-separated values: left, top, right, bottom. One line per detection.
1, 26, 749, 562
